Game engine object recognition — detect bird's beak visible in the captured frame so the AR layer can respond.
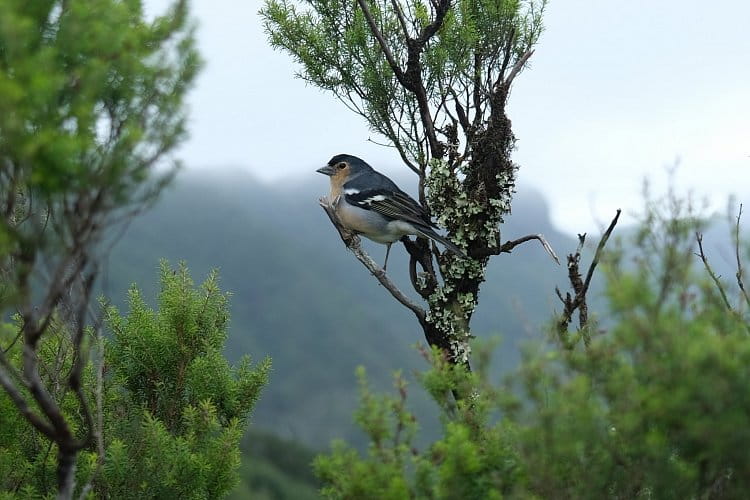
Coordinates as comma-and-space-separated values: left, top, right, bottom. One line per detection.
316, 164, 335, 176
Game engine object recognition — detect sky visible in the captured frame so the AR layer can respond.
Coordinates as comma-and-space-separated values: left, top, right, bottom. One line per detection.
145, 0, 750, 234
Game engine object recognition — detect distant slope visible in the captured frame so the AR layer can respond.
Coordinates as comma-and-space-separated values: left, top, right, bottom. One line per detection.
104, 169, 579, 447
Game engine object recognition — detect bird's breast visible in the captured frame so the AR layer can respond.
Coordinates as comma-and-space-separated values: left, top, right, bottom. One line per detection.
335, 199, 416, 244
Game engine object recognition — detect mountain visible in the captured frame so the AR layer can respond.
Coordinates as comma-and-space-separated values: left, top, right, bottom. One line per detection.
103, 168, 581, 448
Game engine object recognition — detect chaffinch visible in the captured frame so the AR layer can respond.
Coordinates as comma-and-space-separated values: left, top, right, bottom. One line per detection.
317, 154, 467, 269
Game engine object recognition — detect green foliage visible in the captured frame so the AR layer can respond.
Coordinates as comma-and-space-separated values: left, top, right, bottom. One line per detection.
260, 0, 544, 166
0, 320, 99, 496
314, 354, 523, 499
0, 0, 199, 199
105, 262, 268, 432
315, 197, 750, 498
0, 0, 199, 278
1, 1, 200, 493
0, 263, 270, 498
98, 262, 271, 498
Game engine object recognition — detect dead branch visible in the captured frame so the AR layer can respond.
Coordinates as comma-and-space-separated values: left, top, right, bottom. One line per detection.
503, 49, 534, 90
695, 228, 750, 335
556, 209, 621, 346
499, 233, 560, 264
734, 204, 750, 310
401, 235, 438, 300
696, 232, 733, 311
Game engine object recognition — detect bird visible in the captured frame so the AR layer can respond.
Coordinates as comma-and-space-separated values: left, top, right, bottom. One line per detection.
316, 154, 467, 270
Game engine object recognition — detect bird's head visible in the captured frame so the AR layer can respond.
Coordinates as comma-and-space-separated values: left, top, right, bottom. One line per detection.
316, 154, 371, 182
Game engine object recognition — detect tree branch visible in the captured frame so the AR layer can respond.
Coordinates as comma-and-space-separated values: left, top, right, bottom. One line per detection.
416, 0, 451, 44
582, 209, 620, 293
390, 0, 410, 39
356, 0, 406, 84
449, 88, 470, 134
320, 197, 426, 322
696, 232, 733, 311
401, 236, 437, 300
503, 49, 534, 91
498, 27, 516, 86
499, 233, 560, 264
0, 353, 57, 439
557, 209, 621, 344
733, 204, 750, 310
357, 0, 450, 159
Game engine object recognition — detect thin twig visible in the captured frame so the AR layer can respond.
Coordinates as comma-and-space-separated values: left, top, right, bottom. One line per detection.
2, 326, 23, 354
498, 27, 516, 84
503, 49, 534, 90
582, 209, 621, 293
355, 0, 406, 84
696, 232, 733, 311
0, 355, 57, 439
499, 233, 560, 264
733, 204, 750, 310
390, 0, 410, 39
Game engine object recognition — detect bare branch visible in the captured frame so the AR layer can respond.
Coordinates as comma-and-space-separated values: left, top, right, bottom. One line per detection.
499, 233, 560, 264
355, 0, 450, 159
503, 49, 534, 91
582, 208, 621, 294
449, 88, 471, 134
557, 209, 621, 344
2, 325, 23, 354
320, 197, 426, 322
68, 271, 97, 450
401, 236, 438, 300
734, 204, 750, 310
416, 0, 451, 44
696, 232, 733, 311
390, 0, 410, 39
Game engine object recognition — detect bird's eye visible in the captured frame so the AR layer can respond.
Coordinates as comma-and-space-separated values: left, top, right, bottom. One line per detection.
337, 162, 347, 170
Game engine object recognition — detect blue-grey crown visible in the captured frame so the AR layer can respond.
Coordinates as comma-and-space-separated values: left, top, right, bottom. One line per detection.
327, 154, 372, 171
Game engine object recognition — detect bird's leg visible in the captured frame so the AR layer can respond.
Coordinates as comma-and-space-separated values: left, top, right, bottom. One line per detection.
383, 242, 392, 272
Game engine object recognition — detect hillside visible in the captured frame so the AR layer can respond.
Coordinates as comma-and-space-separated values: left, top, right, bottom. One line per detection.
103, 168, 582, 447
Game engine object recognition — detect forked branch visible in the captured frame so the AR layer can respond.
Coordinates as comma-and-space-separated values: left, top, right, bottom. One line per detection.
556, 209, 621, 346
695, 212, 750, 335
696, 232, 733, 311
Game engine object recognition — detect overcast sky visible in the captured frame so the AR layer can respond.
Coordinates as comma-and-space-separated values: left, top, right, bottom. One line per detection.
145, 0, 750, 234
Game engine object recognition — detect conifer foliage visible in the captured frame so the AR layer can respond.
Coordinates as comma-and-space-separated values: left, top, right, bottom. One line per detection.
1, 263, 270, 498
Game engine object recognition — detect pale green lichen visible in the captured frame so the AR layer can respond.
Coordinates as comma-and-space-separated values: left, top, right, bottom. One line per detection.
422, 157, 516, 364
425, 283, 476, 364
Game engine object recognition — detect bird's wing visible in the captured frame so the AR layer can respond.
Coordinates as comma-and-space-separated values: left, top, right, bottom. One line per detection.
344, 187, 433, 228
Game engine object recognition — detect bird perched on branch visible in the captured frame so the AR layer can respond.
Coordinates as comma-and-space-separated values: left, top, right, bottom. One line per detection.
317, 154, 467, 270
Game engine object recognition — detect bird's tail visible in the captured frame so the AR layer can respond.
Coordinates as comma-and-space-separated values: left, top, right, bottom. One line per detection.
415, 226, 468, 259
